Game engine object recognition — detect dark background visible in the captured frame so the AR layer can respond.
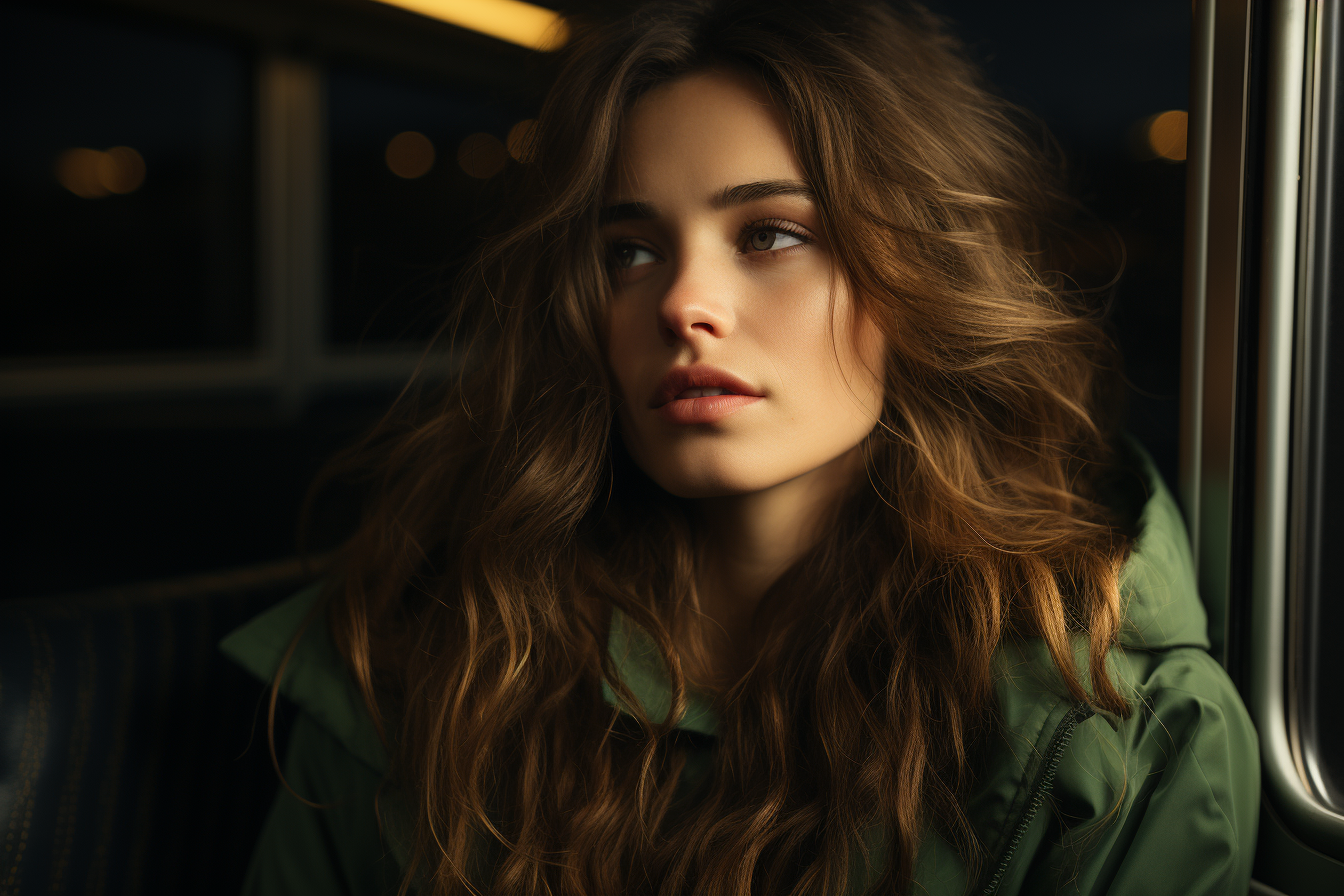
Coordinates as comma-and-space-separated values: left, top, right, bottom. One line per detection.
3, 0, 1192, 598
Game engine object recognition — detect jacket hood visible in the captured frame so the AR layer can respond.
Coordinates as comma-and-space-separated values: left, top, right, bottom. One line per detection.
1114, 440, 1209, 652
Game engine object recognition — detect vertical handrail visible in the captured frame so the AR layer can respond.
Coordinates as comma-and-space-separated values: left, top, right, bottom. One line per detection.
1251, 0, 1344, 853
1289, 0, 1344, 817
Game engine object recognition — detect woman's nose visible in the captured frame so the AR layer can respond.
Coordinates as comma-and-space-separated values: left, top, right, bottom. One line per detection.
655, 256, 736, 346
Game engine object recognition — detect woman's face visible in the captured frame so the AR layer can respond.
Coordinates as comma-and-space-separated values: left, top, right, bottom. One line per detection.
603, 69, 885, 499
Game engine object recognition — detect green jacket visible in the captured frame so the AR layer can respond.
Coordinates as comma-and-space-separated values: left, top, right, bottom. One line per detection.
222, 456, 1259, 895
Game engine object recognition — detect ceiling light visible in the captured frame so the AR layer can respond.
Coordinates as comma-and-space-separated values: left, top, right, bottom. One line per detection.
375, 0, 569, 51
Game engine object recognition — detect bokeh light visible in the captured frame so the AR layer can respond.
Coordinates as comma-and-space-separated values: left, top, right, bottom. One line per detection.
1146, 110, 1188, 161
385, 130, 435, 179
506, 119, 535, 162
100, 146, 145, 193
55, 148, 106, 198
457, 133, 508, 179
55, 146, 145, 198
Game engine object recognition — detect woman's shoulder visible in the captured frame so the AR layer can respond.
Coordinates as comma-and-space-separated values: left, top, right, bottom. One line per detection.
1079, 440, 1257, 848
1029, 643, 1260, 895
219, 583, 388, 774
1096, 440, 1257, 793
223, 588, 413, 895
973, 652, 1258, 895
965, 442, 1260, 894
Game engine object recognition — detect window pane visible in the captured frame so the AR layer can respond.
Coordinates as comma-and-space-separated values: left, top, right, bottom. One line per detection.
326, 64, 537, 348
926, 0, 1190, 486
2, 2, 254, 359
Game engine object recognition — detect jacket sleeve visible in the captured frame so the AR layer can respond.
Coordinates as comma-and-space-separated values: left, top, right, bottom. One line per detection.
1021, 647, 1260, 896
242, 712, 402, 896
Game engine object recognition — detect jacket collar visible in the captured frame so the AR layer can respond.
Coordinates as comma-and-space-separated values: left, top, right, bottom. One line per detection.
220, 582, 390, 772
602, 609, 719, 735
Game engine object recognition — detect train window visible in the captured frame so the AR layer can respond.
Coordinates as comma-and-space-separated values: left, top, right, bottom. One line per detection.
926, 0, 1190, 488
326, 64, 537, 348
1, 0, 553, 599
1, 2, 253, 360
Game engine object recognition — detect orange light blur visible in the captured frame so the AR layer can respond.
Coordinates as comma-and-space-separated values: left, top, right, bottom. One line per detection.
386, 131, 436, 178
55, 146, 145, 198
1146, 110, 1188, 161
101, 146, 145, 193
506, 119, 535, 162
458, 133, 508, 179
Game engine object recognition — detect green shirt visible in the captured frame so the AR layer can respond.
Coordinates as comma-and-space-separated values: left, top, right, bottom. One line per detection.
222, 451, 1259, 895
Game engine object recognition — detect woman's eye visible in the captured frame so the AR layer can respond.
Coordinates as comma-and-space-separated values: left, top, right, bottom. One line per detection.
745, 228, 806, 252
610, 243, 658, 270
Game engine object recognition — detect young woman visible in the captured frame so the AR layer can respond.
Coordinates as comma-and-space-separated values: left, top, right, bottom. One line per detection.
224, 1, 1259, 893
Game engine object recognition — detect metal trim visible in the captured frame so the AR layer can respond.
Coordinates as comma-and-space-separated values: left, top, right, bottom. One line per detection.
1180, 0, 1216, 558
1182, 0, 1257, 668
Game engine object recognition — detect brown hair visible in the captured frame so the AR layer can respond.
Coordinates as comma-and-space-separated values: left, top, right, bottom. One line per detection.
308, 1, 1133, 893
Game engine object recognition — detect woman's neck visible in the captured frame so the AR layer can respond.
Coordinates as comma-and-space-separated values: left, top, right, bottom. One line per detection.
689, 445, 863, 686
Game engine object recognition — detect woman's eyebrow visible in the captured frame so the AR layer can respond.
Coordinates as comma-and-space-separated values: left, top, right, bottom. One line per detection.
598, 180, 815, 226
710, 179, 814, 209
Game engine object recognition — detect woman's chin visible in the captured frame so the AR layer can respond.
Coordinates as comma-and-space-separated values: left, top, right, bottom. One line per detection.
642, 459, 811, 501
639, 463, 773, 500
648, 473, 762, 500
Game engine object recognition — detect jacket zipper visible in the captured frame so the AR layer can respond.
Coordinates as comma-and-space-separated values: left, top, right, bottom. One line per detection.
979, 701, 1094, 896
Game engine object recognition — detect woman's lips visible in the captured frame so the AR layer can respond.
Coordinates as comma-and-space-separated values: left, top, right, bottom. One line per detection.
649, 364, 764, 424
657, 392, 763, 424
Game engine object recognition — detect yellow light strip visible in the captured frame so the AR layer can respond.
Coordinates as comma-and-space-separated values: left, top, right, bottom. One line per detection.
375, 0, 569, 51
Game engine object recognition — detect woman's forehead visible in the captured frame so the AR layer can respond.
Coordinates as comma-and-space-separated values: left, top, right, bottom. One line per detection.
603, 68, 802, 208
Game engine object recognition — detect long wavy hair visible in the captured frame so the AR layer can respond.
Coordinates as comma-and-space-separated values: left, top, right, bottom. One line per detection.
304, 1, 1135, 893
